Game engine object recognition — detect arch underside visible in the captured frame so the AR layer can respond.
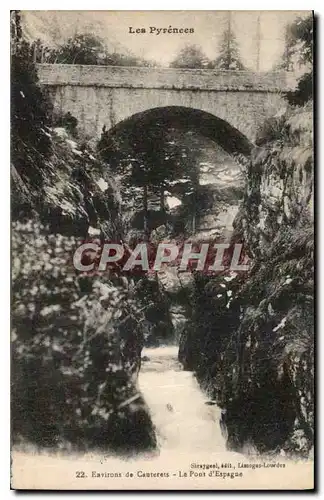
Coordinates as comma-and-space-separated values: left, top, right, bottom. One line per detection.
107, 106, 253, 158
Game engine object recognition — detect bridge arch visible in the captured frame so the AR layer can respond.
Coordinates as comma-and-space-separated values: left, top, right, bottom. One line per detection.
104, 106, 253, 158
100, 106, 249, 237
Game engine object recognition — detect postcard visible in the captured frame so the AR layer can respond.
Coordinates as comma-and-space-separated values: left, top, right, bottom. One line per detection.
11, 9, 314, 490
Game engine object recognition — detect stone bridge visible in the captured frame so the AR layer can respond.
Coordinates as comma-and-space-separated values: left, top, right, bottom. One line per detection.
37, 64, 296, 144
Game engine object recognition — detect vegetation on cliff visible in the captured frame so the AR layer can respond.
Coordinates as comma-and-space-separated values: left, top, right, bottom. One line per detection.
12, 221, 157, 452
280, 14, 313, 106
179, 102, 314, 458
11, 13, 157, 453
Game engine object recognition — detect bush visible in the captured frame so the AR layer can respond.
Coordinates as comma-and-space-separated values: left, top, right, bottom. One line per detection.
12, 220, 156, 452
11, 36, 52, 187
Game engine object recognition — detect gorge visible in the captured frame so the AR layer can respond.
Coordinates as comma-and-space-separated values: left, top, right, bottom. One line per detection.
11, 46, 313, 465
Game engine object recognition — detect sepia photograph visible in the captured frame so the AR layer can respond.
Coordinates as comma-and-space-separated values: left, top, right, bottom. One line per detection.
10, 9, 314, 490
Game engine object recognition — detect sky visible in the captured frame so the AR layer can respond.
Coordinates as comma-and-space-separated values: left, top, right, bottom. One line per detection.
22, 10, 310, 71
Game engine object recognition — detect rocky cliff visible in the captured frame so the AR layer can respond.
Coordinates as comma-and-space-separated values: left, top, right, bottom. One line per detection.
179, 102, 314, 457
11, 126, 157, 453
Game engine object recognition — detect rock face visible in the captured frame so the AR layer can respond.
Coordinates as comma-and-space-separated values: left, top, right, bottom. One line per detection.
229, 104, 314, 456
237, 105, 313, 258
12, 126, 123, 239
11, 127, 157, 453
179, 103, 314, 457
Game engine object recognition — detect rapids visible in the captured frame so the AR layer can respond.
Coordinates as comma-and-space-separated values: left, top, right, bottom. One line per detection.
139, 345, 227, 453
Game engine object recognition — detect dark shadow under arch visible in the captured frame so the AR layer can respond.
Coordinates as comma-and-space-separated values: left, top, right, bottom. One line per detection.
107, 106, 253, 158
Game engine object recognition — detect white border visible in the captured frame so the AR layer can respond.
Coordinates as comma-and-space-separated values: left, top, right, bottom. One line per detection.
0, 2, 317, 10
1, 2, 322, 498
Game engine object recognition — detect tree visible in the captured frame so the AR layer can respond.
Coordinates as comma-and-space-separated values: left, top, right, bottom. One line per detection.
99, 125, 178, 235
49, 32, 157, 67
214, 27, 246, 70
98, 123, 201, 236
170, 45, 210, 69
30, 38, 58, 64
10, 10, 22, 50
275, 25, 296, 71
11, 11, 52, 190
284, 15, 313, 106
52, 33, 108, 65
289, 15, 313, 68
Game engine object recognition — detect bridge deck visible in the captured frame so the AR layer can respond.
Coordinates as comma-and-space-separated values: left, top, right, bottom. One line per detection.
36, 64, 296, 92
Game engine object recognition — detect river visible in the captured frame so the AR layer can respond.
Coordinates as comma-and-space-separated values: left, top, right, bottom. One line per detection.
12, 345, 310, 489
139, 345, 227, 453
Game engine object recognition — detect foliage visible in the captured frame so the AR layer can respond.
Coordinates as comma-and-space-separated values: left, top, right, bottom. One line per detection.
288, 15, 313, 67
214, 28, 246, 70
286, 72, 313, 107
51, 33, 110, 65
10, 11, 22, 48
11, 15, 52, 189
234, 106, 313, 456
283, 15, 313, 106
11, 16, 158, 453
10, 25, 122, 232
10, 35, 123, 236
275, 25, 297, 71
29, 38, 58, 64
98, 124, 201, 235
31, 32, 157, 67
170, 44, 211, 69
12, 220, 157, 452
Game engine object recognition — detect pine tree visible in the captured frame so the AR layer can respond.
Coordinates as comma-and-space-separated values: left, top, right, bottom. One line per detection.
98, 121, 201, 237
214, 25, 245, 71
